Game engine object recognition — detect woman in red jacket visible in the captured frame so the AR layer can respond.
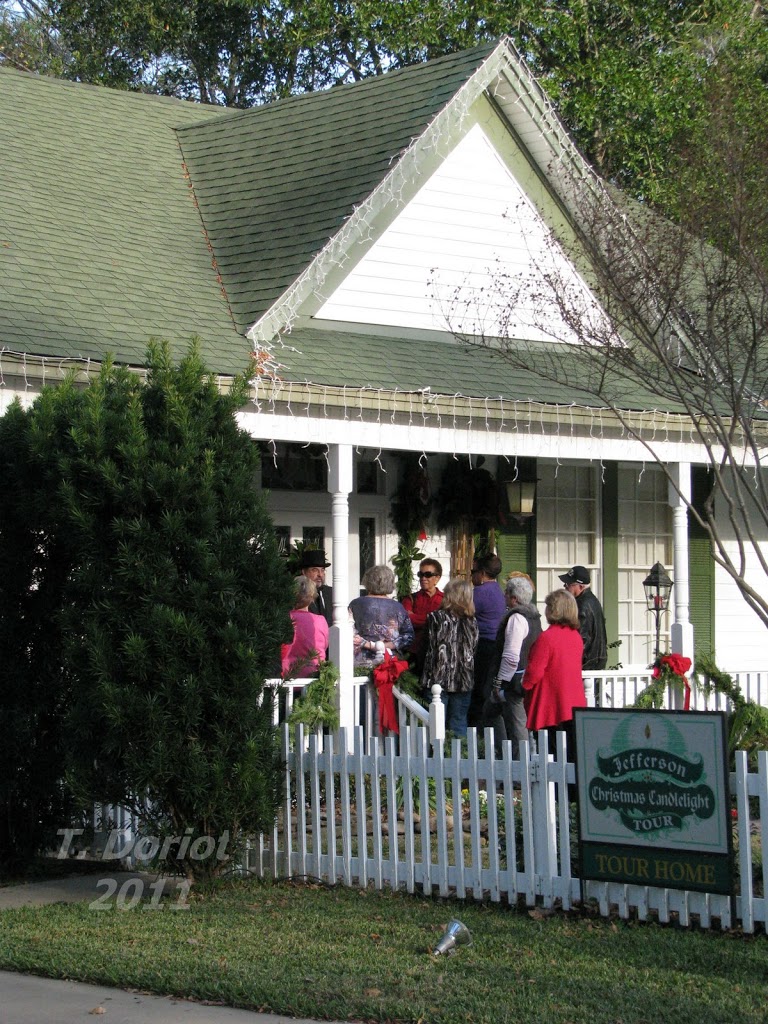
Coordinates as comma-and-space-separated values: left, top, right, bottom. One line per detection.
523, 589, 586, 759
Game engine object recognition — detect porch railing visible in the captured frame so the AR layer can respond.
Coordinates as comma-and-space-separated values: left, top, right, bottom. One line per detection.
585, 668, 768, 712
264, 676, 446, 751
270, 668, 768, 752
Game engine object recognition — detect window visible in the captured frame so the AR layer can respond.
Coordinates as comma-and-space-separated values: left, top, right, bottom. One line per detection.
259, 442, 327, 491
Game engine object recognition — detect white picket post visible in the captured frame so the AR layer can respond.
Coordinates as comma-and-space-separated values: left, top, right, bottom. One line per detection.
428, 684, 445, 747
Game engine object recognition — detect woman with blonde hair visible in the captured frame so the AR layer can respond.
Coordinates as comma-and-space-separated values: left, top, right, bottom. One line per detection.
522, 588, 585, 756
422, 577, 479, 738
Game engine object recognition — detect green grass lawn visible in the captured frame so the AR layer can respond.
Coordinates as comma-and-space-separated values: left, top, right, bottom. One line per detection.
0, 879, 766, 1024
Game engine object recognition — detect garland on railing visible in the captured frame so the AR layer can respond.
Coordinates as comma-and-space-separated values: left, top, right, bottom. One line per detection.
394, 669, 429, 709
692, 655, 768, 763
631, 654, 768, 768
288, 661, 340, 732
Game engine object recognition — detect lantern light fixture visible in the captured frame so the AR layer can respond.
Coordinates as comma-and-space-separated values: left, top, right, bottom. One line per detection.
506, 479, 537, 525
642, 562, 674, 661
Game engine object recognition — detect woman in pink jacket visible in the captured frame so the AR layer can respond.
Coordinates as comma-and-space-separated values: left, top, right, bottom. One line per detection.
523, 588, 586, 759
281, 576, 329, 679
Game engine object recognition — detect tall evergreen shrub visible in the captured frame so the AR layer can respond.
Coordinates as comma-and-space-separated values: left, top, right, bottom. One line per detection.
0, 399, 79, 870
0, 342, 293, 879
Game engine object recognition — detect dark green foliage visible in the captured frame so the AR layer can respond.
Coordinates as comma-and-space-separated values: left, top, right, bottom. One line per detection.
0, 400, 80, 870
389, 454, 429, 600
8, 2, 766, 212
633, 655, 768, 767
389, 454, 432, 538
0, 341, 293, 879
392, 669, 426, 708
435, 456, 498, 534
390, 535, 425, 602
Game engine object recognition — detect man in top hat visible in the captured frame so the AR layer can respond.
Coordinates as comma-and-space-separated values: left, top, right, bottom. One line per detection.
558, 565, 607, 670
300, 549, 333, 626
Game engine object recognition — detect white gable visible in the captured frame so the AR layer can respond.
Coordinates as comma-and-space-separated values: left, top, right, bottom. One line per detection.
314, 119, 598, 341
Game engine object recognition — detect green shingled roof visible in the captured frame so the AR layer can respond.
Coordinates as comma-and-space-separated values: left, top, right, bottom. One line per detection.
269, 325, 679, 412
2, 43, 666, 415
0, 68, 249, 374
177, 43, 499, 333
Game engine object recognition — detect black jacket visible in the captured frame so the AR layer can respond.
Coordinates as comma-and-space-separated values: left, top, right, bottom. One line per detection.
309, 584, 333, 627
576, 588, 607, 670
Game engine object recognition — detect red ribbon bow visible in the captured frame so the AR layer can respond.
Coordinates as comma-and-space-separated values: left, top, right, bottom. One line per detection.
371, 651, 408, 735
653, 653, 693, 710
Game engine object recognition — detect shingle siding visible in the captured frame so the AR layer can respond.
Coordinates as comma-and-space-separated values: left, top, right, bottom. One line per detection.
0, 68, 246, 372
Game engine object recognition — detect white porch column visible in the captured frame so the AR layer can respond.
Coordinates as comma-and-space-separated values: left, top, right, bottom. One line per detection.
668, 463, 695, 663
328, 444, 355, 737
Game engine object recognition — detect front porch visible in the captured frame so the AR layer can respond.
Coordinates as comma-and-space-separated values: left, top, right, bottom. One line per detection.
250, 428, 766, 738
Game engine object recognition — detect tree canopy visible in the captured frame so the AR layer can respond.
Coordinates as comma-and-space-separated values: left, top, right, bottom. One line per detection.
2, 1, 766, 206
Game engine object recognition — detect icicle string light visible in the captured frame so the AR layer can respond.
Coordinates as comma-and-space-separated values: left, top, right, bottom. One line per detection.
242, 372, 715, 465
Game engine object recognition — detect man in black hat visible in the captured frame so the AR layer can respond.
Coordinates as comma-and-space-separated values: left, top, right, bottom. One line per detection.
300, 549, 333, 626
558, 565, 607, 670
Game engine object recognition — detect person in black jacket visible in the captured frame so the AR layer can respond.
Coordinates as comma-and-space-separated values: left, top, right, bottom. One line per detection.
300, 549, 333, 627
558, 565, 607, 670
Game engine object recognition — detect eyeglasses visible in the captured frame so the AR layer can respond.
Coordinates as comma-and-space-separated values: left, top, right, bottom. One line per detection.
417, 571, 438, 579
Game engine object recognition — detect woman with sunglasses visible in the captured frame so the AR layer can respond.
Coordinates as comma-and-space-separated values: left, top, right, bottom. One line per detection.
402, 559, 444, 674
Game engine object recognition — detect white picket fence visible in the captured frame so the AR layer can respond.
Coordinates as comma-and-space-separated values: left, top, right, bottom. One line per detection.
246, 723, 767, 934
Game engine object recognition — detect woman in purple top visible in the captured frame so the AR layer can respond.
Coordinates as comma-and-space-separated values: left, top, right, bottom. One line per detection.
468, 553, 507, 726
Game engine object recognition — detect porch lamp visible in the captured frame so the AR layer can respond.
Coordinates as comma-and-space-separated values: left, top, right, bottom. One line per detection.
642, 562, 674, 661
506, 479, 537, 526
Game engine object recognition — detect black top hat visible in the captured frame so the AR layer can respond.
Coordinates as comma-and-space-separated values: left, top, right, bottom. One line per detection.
558, 565, 591, 586
299, 549, 331, 569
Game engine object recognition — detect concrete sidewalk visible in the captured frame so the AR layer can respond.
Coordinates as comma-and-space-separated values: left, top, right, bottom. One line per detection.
0, 972, 340, 1024
0, 869, 154, 909
0, 873, 353, 1024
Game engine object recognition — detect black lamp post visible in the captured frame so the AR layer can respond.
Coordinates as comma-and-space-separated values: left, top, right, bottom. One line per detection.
642, 562, 674, 661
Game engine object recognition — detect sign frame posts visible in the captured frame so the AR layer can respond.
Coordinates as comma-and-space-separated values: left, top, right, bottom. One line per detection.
573, 708, 734, 898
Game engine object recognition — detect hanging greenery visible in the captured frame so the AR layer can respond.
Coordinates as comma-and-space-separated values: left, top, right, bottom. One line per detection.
435, 456, 499, 534
389, 454, 432, 537
389, 455, 431, 600
391, 532, 425, 601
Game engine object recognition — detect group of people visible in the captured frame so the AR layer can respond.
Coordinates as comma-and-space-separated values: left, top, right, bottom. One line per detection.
402, 554, 607, 752
281, 546, 608, 755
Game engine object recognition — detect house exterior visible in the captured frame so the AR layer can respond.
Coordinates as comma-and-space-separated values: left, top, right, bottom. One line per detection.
2, 38, 765, 721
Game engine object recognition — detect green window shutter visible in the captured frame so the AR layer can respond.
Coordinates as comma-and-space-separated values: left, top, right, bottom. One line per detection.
689, 468, 715, 659
496, 456, 536, 582
497, 529, 531, 578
